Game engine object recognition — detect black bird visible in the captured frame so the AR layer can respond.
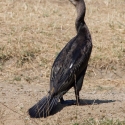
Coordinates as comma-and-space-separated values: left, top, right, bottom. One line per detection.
28, 0, 92, 118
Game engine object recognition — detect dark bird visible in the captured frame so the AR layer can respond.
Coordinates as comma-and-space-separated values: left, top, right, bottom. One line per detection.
28, 0, 92, 118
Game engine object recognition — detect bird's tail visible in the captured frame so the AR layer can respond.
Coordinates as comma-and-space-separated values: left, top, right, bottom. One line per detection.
28, 94, 59, 118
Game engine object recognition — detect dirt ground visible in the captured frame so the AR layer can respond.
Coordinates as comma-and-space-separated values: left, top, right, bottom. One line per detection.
0, 68, 125, 125
0, 0, 125, 124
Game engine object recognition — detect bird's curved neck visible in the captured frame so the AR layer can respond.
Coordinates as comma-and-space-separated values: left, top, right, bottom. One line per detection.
75, 0, 86, 32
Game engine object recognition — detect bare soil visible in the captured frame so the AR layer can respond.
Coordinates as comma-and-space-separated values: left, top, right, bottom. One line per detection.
0, 68, 125, 125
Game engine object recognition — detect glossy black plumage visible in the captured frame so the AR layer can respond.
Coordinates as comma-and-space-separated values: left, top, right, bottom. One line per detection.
28, 0, 92, 118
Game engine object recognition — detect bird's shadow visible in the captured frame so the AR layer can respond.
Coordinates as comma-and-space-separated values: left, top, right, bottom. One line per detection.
50, 99, 115, 116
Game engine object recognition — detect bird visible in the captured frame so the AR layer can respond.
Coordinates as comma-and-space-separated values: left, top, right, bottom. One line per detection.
28, 0, 92, 118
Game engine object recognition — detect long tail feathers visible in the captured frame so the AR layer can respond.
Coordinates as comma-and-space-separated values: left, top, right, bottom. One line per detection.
28, 95, 58, 118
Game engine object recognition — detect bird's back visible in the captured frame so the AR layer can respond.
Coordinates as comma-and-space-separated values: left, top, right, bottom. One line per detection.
50, 23, 92, 95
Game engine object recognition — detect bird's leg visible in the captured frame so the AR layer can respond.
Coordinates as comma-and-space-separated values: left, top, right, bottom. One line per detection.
60, 97, 75, 105
74, 74, 80, 105
60, 97, 64, 103
74, 86, 80, 105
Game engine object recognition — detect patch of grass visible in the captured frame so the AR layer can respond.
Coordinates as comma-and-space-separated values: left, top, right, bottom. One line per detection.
24, 76, 32, 83
0, 46, 12, 64
13, 76, 21, 81
0, 0, 124, 71
16, 49, 39, 66
96, 86, 113, 91
73, 123, 79, 125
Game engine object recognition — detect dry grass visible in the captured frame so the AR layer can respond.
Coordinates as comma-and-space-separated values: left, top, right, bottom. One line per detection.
0, 0, 125, 80
0, 0, 125, 124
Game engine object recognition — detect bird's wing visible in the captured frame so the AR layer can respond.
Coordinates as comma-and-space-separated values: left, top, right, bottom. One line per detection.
50, 35, 92, 93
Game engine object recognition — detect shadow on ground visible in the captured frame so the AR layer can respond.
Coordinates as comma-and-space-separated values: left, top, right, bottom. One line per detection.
50, 99, 115, 116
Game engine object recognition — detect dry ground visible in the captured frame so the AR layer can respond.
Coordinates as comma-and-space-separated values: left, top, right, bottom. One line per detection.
0, 0, 125, 125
